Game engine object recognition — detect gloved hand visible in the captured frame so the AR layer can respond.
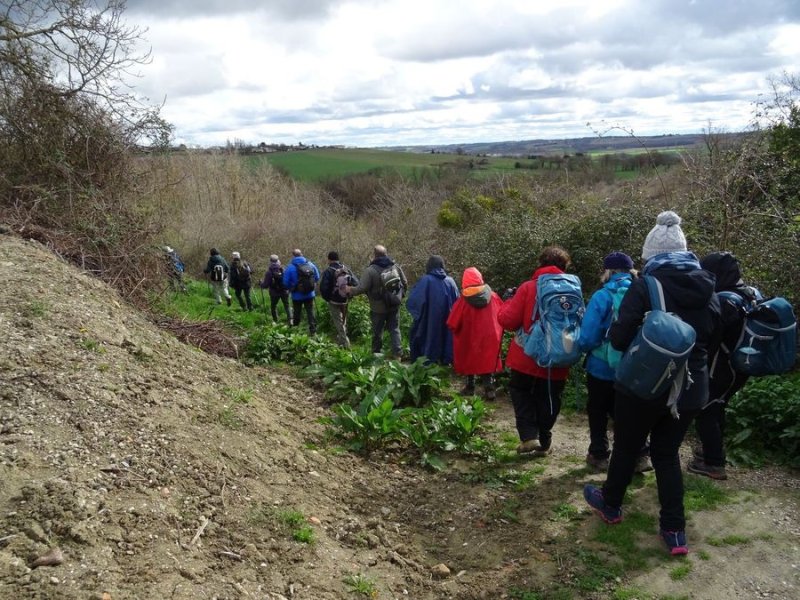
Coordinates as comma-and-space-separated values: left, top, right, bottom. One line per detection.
502, 287, 517, 301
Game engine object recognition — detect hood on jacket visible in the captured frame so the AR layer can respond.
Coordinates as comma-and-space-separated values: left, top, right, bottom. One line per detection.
426, 255, 445, 273
654, 268, 716, 310
270, 261, 283, 271
291, 256, 309, 267
371, 255, 394, 269
427, 268, 448, 280
462, 267, 483, 288
533, 265, 564, 280
700, 251, 743, 292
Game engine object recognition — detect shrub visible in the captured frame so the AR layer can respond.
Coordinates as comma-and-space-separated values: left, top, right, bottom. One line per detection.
725, 371, 800, 467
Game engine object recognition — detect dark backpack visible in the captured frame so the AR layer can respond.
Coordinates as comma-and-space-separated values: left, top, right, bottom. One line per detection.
322, 265, 355, 302
718, 289, 797, 376
270, 266, 286, 293
295, 263, 316, 294
614, 276, 697, 402
379, 264, 403, 307
211, 264, 225, 282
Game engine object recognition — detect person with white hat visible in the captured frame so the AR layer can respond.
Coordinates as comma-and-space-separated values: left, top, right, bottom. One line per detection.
584, 211, 721, 556
229, 251, 254, 311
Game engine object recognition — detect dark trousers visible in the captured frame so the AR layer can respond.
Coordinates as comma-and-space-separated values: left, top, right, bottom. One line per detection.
292, 298, 316, 334
586, 374, 616, 459
508, 370, 566, 446
603, 389, 698, 531
233, 285, 252, 310
694, 402, 727, 467
270, 294, 292, 323
370, 310, 401, 356
695, 373, 747, 467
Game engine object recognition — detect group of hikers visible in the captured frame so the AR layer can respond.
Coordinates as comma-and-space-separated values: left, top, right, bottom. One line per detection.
165, 209, 796, 557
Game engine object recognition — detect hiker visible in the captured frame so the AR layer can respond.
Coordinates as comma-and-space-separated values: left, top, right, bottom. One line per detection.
446, 266, 504, 399
203, 247, 232, 306
282, 249, 320, 334
689, 251, 754, 480
406, 255, 459, 365
583, 211, 721, 556
498, 246, 574, 457
229, 251, 254, 311
320, 251, 358, 348
578, 252, 650, 472
260, 254, 292, 324
347, 244, 408, 358
163, 245, 187, 293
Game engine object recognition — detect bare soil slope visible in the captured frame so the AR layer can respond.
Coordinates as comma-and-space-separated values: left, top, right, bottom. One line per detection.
1, 233, 798, 600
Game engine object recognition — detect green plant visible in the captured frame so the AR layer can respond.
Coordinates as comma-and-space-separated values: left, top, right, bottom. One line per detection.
696, 550, 711, 561
292, 525, 315, 544
552, 502, 579, 521
706, 534, 749, 547
683, 474, 732, 512
245, 324, 333, 366
80, 338, 105, 353
726, 372, 800, 467
218, 386, 253, 429
22, 300, 47, 318
669, 561, 692, 581
326, 396, 408, 453
343, 573, 377, 597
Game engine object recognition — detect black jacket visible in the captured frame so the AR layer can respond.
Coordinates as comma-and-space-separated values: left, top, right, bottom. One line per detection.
229, 260, 252, 289
610, 266, 721, 410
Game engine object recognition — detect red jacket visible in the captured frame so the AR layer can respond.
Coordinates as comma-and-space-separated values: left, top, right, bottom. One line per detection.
446, 268, 504, 376
497, 265, 570, 380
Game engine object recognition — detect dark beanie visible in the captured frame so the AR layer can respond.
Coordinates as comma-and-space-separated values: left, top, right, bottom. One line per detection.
327, 250, 339, 261
603, 251, 634, 270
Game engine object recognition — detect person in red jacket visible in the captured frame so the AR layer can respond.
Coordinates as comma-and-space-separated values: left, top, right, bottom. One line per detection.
498, 246, 572, 456
446, 267, 504, 399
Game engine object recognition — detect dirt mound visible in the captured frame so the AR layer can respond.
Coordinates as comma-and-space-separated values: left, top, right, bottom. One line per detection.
1, 233, 799, 600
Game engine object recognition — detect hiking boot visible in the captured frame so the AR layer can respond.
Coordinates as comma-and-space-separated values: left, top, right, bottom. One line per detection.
687, 458, 728, 480
660, 529, 689, 555
516, 439, 538, 455
586, 454, 609, 471
583, 485, 623, 524
634, 455, 653, 473
226, 297, 232, 307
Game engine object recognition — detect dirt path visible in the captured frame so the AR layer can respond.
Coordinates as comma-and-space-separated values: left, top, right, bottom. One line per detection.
0, 233, 798, 599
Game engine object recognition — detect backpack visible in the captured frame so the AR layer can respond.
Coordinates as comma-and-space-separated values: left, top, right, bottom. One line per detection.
270, 266, 286, 293
379, 264, 403, 307
295, 262, 316, 294
519, 273, 585, 368
718, 289, 797, 376
169, 252, 185, 273
211, 263, 225, 282
591, 281, 629, 370
333, 266, 357, 302
615, 276, 696, 402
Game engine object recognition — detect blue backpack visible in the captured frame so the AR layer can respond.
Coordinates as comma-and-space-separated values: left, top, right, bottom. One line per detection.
718, 290, 797, 376
591, 279, 630, 370
519, 273, 585, 368
615, 276, 697, 401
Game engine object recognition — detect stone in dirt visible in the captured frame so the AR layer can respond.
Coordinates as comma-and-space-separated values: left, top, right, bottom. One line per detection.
430, 563, 450, 579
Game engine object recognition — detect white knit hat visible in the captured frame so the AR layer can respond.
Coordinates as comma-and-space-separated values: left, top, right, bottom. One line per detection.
642, 211, 687, 260
231, 251, 241, 259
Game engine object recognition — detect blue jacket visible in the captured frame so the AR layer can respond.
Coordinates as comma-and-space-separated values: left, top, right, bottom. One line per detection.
406, 268, 460, 364
282, 256, 320, 301
579, 273, 633, 381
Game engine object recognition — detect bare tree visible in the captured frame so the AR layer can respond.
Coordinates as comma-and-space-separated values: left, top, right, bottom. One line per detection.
0, 0, 172, 298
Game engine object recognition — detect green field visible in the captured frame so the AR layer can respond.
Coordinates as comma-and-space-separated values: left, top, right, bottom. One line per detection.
251, 148, 525, 181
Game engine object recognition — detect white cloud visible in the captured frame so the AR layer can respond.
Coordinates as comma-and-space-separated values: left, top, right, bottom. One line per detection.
124, 0, 800, 146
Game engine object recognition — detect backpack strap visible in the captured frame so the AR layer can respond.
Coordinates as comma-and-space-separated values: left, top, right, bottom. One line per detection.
644, 276, 666, 312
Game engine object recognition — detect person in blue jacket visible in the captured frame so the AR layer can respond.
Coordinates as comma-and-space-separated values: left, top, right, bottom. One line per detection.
406, 255, 459, 364
578, 252, 637, 471
282, 249, 320, 335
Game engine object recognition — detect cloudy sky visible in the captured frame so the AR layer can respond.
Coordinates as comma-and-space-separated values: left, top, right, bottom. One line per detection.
125, 0, 800, 148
